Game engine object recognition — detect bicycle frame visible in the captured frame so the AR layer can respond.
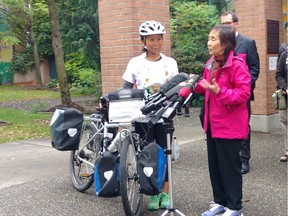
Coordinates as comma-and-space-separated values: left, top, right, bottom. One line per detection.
76, 114, 135, 168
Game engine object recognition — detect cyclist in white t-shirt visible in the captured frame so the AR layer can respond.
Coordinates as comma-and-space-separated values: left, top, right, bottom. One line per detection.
122, 20, 179, 211
122, 21, 179, 92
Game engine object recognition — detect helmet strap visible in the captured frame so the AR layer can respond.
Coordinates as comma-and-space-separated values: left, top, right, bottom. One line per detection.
142, 37, 147, 52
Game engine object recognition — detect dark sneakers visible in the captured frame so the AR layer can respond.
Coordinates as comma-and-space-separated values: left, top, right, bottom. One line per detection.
241, 160, 250, 174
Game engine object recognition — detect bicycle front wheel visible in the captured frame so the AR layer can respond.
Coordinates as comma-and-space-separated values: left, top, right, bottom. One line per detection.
120, 136, 143, 216
69, 123, 98, 192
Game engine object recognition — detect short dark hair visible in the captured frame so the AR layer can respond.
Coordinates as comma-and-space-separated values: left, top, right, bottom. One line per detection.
140, 35, 164, 52
285, 22, 288, 30
221, 11, 239, 22
210, 25, 236, 57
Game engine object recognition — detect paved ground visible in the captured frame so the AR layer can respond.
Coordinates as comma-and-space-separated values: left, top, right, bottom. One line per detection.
0, 106, 287, 216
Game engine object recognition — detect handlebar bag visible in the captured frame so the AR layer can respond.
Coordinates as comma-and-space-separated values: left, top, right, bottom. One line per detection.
50, 108, 83, 151
94, 151, 120, 197
107, 89, 146, 123
108, 88, 145, 101
138, 142, 166, 196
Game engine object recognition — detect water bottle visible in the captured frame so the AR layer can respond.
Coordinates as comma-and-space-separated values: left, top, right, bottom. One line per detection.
108, 132, 123, 152
172, 136, 180, 160
108, 132, 121, 152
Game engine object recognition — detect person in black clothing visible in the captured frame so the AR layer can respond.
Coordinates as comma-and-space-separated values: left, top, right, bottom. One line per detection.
221, 11, 260, 174
275, 22, 288, 162
278, 22, 288, 59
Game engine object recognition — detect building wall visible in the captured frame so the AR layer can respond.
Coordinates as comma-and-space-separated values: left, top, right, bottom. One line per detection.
235, 0, 282, 132
0, 44, 12, 62
13, 57, 50, 85
98, 0, 171, 95
98, 0, 283, 133
0, 43, 13, 84
282, 0, 288, 40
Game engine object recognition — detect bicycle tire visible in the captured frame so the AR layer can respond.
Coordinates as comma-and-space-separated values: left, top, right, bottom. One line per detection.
120, 136, 143, 216
69, 123, 100, 192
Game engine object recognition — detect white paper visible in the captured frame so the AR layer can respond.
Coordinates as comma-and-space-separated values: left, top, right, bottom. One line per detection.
269, 57, 278, 71
109, 99, 145, 123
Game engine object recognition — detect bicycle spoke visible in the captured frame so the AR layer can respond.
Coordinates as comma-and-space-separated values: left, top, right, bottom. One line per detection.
69, 124, 99, 192
120, 137, 143, 216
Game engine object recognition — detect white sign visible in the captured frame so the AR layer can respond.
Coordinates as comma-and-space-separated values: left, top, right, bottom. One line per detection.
109, 99, 145, 123
269, 57, 278, 71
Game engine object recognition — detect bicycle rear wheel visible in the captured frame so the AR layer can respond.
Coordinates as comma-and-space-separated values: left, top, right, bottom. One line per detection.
70, 123, 100, 192
120, 136, 143, 216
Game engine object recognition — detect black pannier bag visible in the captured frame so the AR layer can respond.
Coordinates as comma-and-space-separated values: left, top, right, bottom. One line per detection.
138, 142, 167, 196
50, 108, 84, 151
94, 151, 120, 197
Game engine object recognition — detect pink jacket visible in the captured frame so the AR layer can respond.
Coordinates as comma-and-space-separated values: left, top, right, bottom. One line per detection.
195, 51, 251, 139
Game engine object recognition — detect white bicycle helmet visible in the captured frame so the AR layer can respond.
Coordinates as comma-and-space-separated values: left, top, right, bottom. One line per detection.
139, 20, 166, 36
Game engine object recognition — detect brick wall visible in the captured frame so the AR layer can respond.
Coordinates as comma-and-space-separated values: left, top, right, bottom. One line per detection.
98, 0, 283, 132
235, 0, 282, 116
98, 0, 171, 95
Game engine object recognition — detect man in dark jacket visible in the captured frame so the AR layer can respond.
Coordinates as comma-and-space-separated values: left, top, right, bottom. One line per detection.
277, 22, 288, 65
221, 11, 260, 174
275, 23, 288, 162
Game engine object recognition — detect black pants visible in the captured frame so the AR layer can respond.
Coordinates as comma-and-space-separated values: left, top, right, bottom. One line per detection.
241, 99, 251, 161
135, 121, 174, 182
207, 126, 243, 210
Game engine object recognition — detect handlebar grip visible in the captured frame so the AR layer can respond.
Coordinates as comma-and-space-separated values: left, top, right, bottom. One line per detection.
141, 103, 158, 115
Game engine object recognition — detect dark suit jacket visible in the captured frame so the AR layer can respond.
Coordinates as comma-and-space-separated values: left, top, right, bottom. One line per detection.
277, 43, 288, 65
235, 34, 260, 100
275, 49, 287, 91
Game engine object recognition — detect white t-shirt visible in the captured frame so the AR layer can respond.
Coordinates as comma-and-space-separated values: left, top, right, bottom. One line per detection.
122, 53, 179, 90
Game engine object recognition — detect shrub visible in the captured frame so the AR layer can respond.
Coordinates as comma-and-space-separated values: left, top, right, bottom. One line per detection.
65, 52, 89, 84
170, 1, 219, 75
69, 68, 102, 98
64, 52, 102, 98
46, 79, 58, 88
10, 47, 34, 75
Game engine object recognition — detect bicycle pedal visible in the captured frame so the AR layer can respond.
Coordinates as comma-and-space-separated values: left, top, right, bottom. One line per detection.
81, 173, 89, 177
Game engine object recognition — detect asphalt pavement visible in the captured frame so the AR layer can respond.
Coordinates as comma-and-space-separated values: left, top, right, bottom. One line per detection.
0, 107, 287, 216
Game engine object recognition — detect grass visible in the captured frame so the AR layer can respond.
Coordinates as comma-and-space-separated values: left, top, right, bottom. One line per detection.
0, 85, 87, 143
0, 108, 52, 143
0, 85, 61, 102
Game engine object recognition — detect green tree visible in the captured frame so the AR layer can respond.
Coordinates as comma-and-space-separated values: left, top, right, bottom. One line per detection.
27, 0, 42, 85
170, 0, 219, 74
0, 0, 26, 46
57, 0, 102, 99
47, 0, 72, 106
0, 31, 20, 46
32, 0, 53, 57
0, 0, 43, 84
58, 0, 100, 70
190, 0, 229, 13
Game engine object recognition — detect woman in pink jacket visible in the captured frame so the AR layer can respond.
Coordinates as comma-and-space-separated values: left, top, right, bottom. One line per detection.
195, 25, 250, 216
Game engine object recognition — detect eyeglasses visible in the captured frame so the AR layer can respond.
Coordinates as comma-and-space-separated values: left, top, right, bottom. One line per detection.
221, 21, 234, 25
